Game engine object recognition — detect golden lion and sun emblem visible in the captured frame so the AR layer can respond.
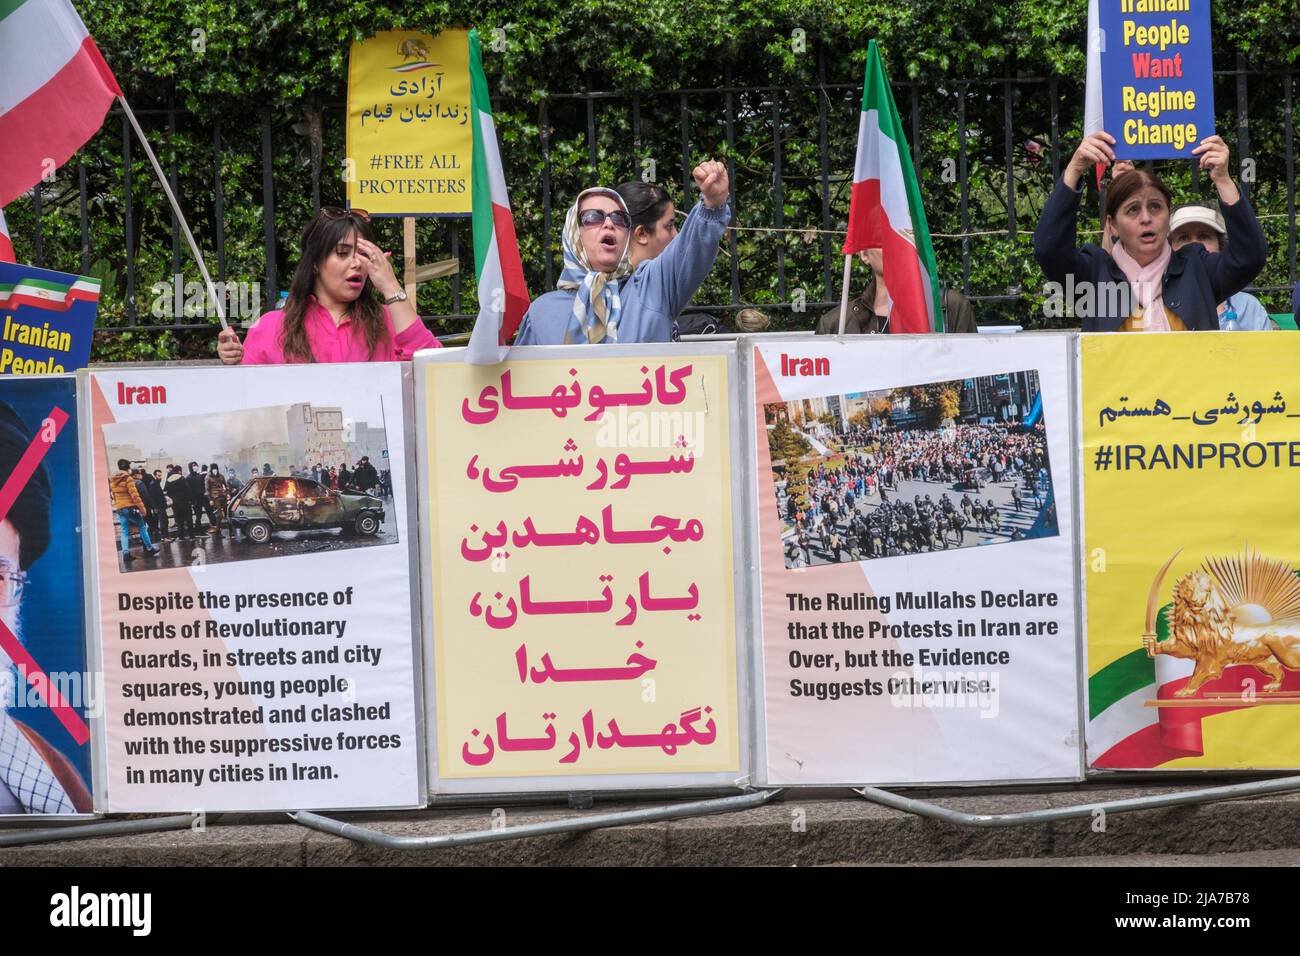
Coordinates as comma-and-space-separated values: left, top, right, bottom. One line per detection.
1143, 547, 1300, 698
397, 38, 431, 62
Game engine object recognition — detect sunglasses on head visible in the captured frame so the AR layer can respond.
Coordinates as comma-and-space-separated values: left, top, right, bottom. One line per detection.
320, 206, 370, 222
578, 209, 631, 230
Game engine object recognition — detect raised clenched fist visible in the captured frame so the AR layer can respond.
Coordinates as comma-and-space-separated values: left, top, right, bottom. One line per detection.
692, 160, 730, 208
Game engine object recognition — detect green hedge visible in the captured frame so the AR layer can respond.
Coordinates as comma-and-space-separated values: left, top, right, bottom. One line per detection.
5, 0, 1297, 359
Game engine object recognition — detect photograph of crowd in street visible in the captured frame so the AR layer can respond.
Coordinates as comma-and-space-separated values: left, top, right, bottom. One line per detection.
765, 370, 1057, 569
103, 399, 396, 572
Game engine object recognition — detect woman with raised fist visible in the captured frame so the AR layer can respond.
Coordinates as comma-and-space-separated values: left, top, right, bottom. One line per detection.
514, 160, 732, 345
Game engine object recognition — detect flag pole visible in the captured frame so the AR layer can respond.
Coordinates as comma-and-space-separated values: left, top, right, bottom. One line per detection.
836, 253, 853, 335
116, 95, 228, 330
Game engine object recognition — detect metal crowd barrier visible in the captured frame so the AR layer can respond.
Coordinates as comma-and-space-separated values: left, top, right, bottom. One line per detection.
6, 774, 1300, 850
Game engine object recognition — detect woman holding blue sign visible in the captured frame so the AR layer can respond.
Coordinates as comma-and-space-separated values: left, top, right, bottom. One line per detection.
1033, 131, 1266, 332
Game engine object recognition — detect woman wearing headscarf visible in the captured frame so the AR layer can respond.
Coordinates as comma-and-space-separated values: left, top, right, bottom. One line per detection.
513, 161, 731, 344
1033, 131, 1265, 331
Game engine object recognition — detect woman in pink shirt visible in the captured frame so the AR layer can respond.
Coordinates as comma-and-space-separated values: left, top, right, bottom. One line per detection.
217, 207, 440, 364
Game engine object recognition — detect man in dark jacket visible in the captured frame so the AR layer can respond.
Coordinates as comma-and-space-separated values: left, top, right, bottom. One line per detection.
352, 457, 379, 494
148, 469, 170, 538
165, 465, 194, 538
186, 462, 215, 531
135, 469, 168, 542
817, 249, 976, 335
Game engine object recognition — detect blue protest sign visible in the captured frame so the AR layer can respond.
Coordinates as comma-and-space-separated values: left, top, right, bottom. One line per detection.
0, 262, 99, 375
1098, 0, 1214, 160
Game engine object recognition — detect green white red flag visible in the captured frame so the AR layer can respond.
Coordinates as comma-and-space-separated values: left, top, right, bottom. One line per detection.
1088, 600, 1300, 769
0, 272, 100, 310
465, 27, 530, 364
0, 0, 122, 208
842, 40, 943, 333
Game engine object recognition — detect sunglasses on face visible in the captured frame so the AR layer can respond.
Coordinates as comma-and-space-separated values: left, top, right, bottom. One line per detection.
578, 209, 631, 230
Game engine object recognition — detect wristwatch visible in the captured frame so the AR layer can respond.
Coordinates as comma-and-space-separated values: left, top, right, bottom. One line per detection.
383, 290, 408, 305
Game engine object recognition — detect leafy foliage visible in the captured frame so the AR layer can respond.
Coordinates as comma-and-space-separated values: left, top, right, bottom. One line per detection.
768, 418, 813, 463
902, 382, 962, 427
5, 0, 1297, 360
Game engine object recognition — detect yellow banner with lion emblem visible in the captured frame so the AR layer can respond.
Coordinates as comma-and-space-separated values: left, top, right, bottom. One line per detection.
346, 29, 472, 215
1082, 332, 1300, 769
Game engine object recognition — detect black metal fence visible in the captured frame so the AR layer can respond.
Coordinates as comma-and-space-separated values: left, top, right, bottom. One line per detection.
13, 53, 1298, 333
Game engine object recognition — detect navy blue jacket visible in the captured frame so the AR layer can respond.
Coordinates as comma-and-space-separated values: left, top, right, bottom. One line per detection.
1033, 178, 1267, 332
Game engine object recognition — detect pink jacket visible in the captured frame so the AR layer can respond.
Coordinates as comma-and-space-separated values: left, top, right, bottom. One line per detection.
242, 298, 441, 364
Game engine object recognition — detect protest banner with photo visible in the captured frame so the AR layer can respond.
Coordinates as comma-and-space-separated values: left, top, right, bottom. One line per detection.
0, 262, 98, 376
1096, 0, 1214, 159
1082, 333, 1300, 770
83, 364, 424, 811
346, 29, 473, 216
417, 345, 747, 793
0, 376, 92, 815
749, 335, 1082, 786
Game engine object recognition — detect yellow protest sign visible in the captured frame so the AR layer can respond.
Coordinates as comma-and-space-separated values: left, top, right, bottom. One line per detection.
346, 29, 472, 215
417, 350, 743, 790
1082, 332, 1300, 770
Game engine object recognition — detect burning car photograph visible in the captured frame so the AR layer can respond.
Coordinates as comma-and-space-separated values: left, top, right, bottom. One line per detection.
102, 399, 397, 571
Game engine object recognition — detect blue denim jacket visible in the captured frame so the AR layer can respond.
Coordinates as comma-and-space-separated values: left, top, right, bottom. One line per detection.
515, 200, 730, 345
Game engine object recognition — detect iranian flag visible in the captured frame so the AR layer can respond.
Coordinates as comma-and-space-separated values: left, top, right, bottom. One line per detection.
1088, 611, 1300, 769
0, 210, 13, 263
0, 0, 121, 209
843, 40, 943, 333
465, 27, 530, 365
0, 272, 100, 310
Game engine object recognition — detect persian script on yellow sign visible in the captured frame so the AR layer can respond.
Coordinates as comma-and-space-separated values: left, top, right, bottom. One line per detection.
346, 29, 472, 215
422, 355, 741, 780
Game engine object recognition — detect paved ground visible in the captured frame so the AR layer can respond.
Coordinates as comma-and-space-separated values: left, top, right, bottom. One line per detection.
779, 472, 1055, 568
6, 783, 1300, 866
115, 497, 399, 572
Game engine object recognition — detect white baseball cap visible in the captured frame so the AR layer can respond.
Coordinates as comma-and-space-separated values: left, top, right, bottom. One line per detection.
1169, 205, 1226, 237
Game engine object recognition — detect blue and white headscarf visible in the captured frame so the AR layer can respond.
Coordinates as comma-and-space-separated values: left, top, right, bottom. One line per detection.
556, 188, 632, 344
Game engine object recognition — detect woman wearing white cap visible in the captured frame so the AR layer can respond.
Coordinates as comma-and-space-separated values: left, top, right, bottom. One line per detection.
1168, 204, 1272, 330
